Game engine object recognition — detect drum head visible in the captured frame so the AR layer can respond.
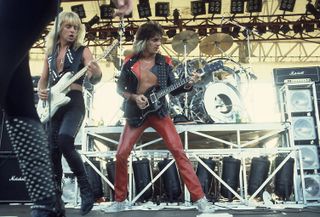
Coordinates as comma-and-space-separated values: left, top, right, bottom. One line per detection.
203, 82, 242, 123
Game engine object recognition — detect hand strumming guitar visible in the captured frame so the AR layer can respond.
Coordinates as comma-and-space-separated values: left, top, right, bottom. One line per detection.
131, 93, 149, 109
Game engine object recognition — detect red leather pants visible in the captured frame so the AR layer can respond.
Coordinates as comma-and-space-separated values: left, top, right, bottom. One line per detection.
114, 114, 204, 202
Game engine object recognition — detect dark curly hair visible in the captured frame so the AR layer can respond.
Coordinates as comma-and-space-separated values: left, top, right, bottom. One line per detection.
135, 21, 163, 41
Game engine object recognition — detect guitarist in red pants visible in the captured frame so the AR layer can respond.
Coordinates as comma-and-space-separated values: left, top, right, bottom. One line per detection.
104, 21, 215, 213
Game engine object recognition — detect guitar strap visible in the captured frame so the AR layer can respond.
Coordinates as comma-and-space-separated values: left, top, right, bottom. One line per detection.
48, 46, 85, 86
158, 55, 167, 90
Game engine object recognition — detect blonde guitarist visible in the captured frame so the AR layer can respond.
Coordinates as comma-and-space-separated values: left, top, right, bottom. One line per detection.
37, 11, 102, 216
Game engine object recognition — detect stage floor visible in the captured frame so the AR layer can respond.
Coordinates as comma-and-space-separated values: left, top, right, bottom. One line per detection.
1, 203, 320, 217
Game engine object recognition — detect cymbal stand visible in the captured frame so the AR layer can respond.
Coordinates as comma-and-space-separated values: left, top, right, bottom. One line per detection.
183, 40, 189, 118
225, 20, 258, 80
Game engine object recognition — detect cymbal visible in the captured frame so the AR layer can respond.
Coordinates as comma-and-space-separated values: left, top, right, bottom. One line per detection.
200, 33, 233, 55
172, 30, 199, 54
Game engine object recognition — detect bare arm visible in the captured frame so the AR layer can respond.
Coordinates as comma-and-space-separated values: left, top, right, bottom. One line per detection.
37, 56, 50, 100
82, 47, 102, 84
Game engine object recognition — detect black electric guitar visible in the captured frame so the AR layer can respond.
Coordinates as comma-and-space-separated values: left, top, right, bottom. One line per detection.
128, 60, 224, 127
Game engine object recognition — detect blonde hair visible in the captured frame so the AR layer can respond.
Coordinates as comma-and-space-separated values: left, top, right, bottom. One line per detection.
45, 11, 85, 55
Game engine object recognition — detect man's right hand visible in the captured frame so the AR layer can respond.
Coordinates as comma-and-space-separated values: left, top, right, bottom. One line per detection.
132, 94, 149, 109
38, 89, 48, 100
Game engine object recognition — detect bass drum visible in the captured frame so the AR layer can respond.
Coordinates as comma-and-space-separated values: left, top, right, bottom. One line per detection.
190, 82, 242, 123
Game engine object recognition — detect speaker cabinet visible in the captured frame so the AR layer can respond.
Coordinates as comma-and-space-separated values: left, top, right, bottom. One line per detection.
0, 154, 30, 202
296, 145, 320, 170
292, 116, 316, 141
288, 89, 313, 113
297, 174, 320, 201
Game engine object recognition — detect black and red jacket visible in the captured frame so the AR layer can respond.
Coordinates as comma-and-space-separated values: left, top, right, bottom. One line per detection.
117, 52, 191, 125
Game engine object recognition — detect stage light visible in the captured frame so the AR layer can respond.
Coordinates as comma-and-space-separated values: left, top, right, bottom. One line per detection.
85, 15, 100, 30
98, 31, 108, 40
248, 157, 270, 197
256, 25, 267, 35
304, 23, 315, 32
191, 1, 206, 16
132, 158, 153, 202
71, 4, 86, 19
198, 26, 207, 36
100, 4, 114, 20
158, 159, 182, 202
106, 161, 116, 201
269, 25, 280, 34
166, 29, 177, 38
306, 1, 320, 19
274, 156, 294, 201
196, 158, 216, 200
86, 32, 96, 41
230, 26, 241, 38
279, 0, 296, 12
230, 0, 244, 14
173, 9, 180, 25
155, 2, 170, 17
208, 0, 222, 14
280, 23, 291, 34
137, 0, 152, 18
221, 156, 241, 201
293, 23, 303, 33
124, 30, 134, 42
221, 26, 232, 34
247, 0, 263, 13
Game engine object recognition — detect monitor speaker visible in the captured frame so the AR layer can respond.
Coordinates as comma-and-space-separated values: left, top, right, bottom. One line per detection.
0, 154, 30, 202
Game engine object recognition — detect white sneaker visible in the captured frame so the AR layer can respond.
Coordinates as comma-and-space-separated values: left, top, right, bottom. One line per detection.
194, 197, 215, 213
102, 200, 131, 213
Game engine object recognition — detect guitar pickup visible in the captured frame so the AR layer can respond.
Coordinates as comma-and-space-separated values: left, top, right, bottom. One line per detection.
149, 93, 157, 104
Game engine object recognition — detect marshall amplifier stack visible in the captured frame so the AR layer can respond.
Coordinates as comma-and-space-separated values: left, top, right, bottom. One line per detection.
274, 66, 320, 202
273, 66, 320, 101
0, 110, 30, 202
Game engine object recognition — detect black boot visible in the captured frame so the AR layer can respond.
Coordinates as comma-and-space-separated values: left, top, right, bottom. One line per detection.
58, 134, 94, 215
5, 117, 64, 217
78, 176, 95, 215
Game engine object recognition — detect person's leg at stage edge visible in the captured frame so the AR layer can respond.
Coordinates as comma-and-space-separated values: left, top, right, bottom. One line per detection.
4, 57, 65, 217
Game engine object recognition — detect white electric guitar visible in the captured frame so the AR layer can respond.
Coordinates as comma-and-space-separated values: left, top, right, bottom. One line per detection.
37, 39, 119, 123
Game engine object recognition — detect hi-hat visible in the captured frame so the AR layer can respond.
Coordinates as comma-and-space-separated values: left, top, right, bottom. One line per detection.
172, 30, 199, 54
200, 33, 233, 55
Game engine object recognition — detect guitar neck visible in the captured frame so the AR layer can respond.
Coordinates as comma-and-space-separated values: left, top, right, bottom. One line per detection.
156, 77, 190, 99
154, 60, 224, 99
59, 40, 119, 91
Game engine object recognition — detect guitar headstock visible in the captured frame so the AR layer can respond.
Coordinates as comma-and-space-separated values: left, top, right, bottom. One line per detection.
198, 60, 224, 76
101, 39, 120, 59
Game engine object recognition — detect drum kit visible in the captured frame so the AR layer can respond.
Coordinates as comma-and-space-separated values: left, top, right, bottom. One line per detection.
169, 30, 254, 124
